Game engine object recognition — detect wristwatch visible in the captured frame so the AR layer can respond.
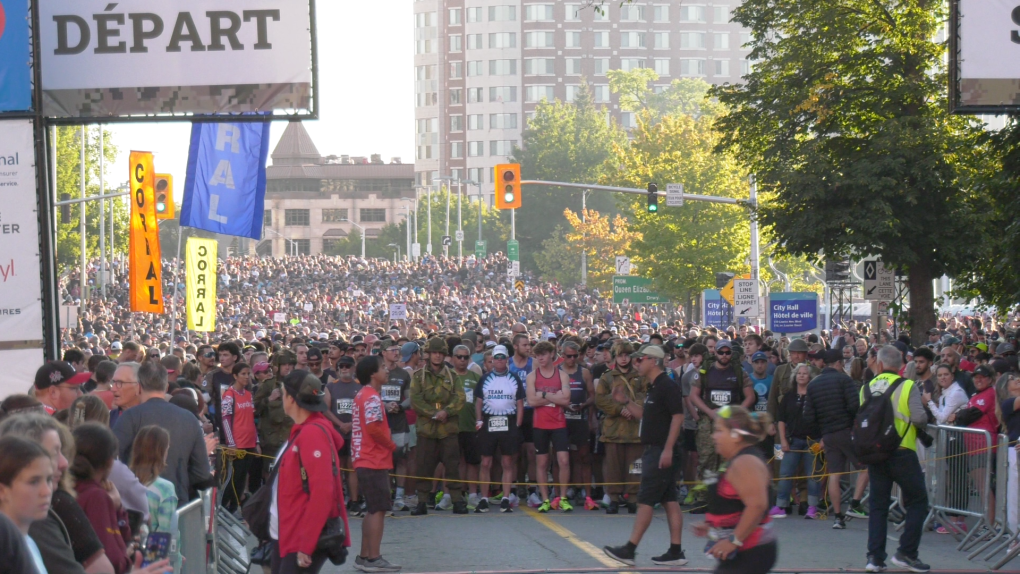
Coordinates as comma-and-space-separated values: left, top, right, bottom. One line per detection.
729, 535, 744, 548
542, 391, 547, 399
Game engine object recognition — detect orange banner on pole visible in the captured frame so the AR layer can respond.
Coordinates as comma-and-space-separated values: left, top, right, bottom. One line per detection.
129, 151, 164, 313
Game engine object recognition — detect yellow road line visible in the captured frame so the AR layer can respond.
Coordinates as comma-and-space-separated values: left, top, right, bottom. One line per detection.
523, 508, 630, 570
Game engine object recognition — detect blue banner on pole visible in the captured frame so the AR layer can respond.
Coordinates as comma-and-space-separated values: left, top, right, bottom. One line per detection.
768, 292, 818, 333
702, 289, 733, 329
180, 121, 271, 240
0, 0, 32, 112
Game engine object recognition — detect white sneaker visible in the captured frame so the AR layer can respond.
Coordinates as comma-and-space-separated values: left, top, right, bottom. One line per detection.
436, 493, 453, 511
392, 497, 408, 512
467, 493, 480, 508
405, 494, 418, 507
508, 493, 519, 507
601, 494, 611, 508
565, 487, 576, 500
527, 492, 543, 508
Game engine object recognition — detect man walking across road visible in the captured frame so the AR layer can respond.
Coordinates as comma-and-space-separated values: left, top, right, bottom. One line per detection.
604, 345, 687, 567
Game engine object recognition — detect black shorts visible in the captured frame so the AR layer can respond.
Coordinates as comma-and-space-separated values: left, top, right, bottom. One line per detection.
684, 429, 698, 453
567, 419, 589, 448
477, 415, 521, 457
822, 428, 860, 473
533, 427, 570, 455
355, 467, 391, 514
338, 432, 351, 457
459, 432, 481, 465
637, 445, 681, 506
521, 408, 534, 443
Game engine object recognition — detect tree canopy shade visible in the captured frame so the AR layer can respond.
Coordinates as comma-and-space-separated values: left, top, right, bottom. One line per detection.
713, 0, 992, 343
510, 83, 625, 273
534, 209, 639, 291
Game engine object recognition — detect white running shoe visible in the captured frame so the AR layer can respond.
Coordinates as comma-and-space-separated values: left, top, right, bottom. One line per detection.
508, 493, 520, 507
467, 493, 481, 508
392, 497, 408, 512
436, 493, 453, 511
527, 492, 543, 508
601, 494, 611, 508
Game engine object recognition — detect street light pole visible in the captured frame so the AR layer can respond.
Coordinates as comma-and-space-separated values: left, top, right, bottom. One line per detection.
98, 127, 106, 298
79, 126, 87, 302
457, 181, 463, 261
427, 185, 432, 255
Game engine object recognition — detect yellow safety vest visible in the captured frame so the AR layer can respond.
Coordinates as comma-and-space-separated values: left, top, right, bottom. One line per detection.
861, 372, 917, 451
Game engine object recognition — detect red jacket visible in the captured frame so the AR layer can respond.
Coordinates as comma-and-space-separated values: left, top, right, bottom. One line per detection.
276, 413, 351, 556
76, 478, 133, 574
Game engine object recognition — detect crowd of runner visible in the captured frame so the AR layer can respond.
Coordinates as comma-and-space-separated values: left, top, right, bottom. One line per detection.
3, 254, 1018, 574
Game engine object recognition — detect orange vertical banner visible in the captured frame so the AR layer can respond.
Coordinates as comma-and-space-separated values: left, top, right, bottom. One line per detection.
129, 151, 165, 313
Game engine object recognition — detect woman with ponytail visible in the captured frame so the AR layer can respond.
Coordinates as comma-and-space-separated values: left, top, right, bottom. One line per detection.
692, 405, 777, 574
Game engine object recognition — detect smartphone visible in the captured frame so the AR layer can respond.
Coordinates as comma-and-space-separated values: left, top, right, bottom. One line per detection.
142, 532, 171, 566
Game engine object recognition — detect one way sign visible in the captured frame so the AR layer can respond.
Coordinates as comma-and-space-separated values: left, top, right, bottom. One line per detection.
862, 260, 894, 301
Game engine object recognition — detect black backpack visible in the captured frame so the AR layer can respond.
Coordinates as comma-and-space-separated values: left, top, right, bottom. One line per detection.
852, 377, 908, 465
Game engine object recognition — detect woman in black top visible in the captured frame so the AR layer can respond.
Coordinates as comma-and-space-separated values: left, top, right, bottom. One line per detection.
771, 364, 822, 519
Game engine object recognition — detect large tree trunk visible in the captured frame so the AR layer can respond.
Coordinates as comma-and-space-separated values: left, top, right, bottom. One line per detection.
907, 259, 936, 347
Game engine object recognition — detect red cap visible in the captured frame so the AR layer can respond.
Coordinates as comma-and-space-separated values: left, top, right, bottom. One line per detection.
67, 372, 91, 386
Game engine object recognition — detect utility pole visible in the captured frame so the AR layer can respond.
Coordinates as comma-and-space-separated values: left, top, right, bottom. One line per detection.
98, 127, 106, 298
427, 185, 432, 254
457, 181, 463, 261
581, 189, 588, 286
79, 127, 87, 302
444, 183, 451, 258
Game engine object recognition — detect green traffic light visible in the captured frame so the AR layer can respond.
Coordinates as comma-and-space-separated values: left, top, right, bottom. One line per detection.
648, 204, 658, 212
156, 202, 166, 212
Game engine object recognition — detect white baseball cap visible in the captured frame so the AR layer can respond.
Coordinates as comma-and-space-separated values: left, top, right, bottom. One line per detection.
493, 345, 509, 358
481, 328, 491, 336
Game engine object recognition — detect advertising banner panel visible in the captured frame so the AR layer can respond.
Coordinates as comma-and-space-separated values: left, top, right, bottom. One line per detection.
185, 237, 217, 331
128, 151, 164, 313
702, 289, 732, 329
768, 292, 818, 333
180, 121, 270, 239
0, 0, 32, 111
39, 0, 315, 118
952, 0, 1020, 112
0, 119, 45, 396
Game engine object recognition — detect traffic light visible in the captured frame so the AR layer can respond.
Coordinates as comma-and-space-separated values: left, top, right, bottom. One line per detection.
154, 174, 174, 220
495, 164, 521, 210
825, 259, 851, 282
647, 183, 658, 213
715, 272, 735, 289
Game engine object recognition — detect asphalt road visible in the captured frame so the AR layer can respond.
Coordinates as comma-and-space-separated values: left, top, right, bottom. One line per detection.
321, 505, 999, 574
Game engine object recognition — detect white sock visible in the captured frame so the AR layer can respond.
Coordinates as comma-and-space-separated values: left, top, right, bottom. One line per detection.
396, 487, 405, 498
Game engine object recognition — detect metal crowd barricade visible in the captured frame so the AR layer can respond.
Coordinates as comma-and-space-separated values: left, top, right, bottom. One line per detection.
923, 425, 994, 549
175, 493, 209, 574
990, 434, 1019, 570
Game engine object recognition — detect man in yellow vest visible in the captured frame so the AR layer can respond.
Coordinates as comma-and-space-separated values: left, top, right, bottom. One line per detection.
860, 345, 930, 574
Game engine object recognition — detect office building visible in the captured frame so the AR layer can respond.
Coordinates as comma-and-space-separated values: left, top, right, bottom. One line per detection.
413, 0, 752, 195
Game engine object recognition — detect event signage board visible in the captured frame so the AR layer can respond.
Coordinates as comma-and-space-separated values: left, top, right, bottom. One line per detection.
951, 0, 1020, 112
702, 289, 732, 329
180, 121, 270, 239
768, 292, 818, 333
39, 0, 316, 118
0, 0, 32, 111
128, 151, 164, 313
389, 303, 407, 321
733, 278, 759, 317
0, 119, 45, 395
185, 237, 217, 331
612, 276, 665, 304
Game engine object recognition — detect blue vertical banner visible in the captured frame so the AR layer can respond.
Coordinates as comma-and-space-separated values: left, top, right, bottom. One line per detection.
768, 292, 819, 333
702, 289, 733, 329
180, 121, 271, 240
0, 0, 32, 111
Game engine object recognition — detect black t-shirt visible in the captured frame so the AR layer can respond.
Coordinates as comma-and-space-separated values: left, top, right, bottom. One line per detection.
0, 512, 35, 574
591, 362, 609, 382
325, 379, 361, 424
640, 371, 684, 446
382, 367, 412, 433
702, 364, 743, 409
778, 389, 818, 440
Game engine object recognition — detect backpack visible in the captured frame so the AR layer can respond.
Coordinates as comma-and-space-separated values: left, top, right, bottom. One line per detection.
851, 377, 908, 465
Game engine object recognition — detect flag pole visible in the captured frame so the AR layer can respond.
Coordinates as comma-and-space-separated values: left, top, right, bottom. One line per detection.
169, 228, 186, 344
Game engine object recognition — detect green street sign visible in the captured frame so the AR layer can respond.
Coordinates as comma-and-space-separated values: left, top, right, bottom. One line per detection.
475, 240, 487, 258
612, 276, 666, 304
507, 240, 519, 261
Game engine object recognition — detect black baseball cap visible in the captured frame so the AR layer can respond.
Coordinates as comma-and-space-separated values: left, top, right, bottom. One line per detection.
282, 370, 327, 412
34, 361, 77, 390
973, 365, 995, 379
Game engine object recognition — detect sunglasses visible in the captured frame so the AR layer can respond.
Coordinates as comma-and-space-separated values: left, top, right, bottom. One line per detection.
564, 354, 579, 359
203, 352, 217, 358
716, 350, 732, 355
454, 355, 470, 360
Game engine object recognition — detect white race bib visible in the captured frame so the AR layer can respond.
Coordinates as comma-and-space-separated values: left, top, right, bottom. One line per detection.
488, 416, 509, 432
564, 410, 583, 420
629, 459, 643, 474
382, 385, 402, 402
337, 398, 354, 415
464, 388, 474, 403
710, 390, 732, 405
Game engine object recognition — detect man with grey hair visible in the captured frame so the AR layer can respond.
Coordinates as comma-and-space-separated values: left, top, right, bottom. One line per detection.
113, 361, 213, 504
860, 345, 930, 573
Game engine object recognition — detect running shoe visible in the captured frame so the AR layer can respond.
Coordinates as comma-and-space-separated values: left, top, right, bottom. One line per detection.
550, 497, 561, 510
865, 557, 886, 573
890, 554, 930, 573
490, 491, 503, 502
537, 499, 552, 513
584, 496, 598, 511
508, 493, 519, 507
436, 494, 452, 511
651, 549, 687, 566
832, 516, 846, 530
409, 501, 428, 516
603, 545, 636, 567
768, 506, 788, 518
804, 506, 819, 520
678, 485, 689, 500
847, 503, 869, 518
626, 502, 637, 514
606, 501, 620, 514
392, 498, 408, 512
355, 556, 402, 572
434, 491, 444, 507
683, 489, 698, 505
527, 492, 543, 508
566, 487, 576, 500
475, 498, 490, 513
452, 501, 469, 515
500, 498, 513, 513
467, 493, 480, 508
559, 497, 574, 512
798, 501, 808, 516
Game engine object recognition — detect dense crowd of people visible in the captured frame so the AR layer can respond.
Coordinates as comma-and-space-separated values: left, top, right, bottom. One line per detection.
3, 254, 1016, 574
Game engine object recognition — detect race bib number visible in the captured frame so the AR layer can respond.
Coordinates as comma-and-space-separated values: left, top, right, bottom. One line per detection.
629, 459, 643, 474
488, 416, 509, 432
710, 390, 732, 405
381, 385, 402, 402
464, 388, 474, 403
564, 410, 583, 420
754, 401, 767, 412
337, 398, 354, 415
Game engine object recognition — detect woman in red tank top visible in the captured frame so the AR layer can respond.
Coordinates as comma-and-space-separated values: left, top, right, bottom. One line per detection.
526, 342, 573, 512
693, 405, 777, 574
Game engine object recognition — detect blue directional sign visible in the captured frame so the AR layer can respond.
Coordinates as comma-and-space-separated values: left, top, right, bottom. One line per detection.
768, 292, 818, 333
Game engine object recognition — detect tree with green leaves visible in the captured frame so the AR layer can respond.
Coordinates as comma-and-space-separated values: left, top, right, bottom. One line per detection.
534, 208, 640, 291
54, 126, 131, 275
713, 0, 991, 343
510, 82, 625, 272
608, 69, 720, 120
